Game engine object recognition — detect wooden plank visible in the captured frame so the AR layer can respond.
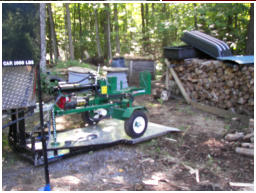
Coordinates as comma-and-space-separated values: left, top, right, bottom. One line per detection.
165, 59, 191, 104
191, 101, 249, 125
165, 64, 169, 90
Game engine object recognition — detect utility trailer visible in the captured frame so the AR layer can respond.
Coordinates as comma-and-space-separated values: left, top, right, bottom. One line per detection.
3, 64, 180, 166
4, 66, 152, 161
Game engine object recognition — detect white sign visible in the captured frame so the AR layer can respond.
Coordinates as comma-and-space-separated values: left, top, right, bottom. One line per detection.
3, 60, 34, 67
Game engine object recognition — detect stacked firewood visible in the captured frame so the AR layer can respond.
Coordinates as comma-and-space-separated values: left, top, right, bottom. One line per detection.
224, 118, 254, 157
171, 59, 254, 116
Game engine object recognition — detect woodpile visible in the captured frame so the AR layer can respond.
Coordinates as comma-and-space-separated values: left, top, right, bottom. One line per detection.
169, 59, 254, 116
224, 118, 254, 157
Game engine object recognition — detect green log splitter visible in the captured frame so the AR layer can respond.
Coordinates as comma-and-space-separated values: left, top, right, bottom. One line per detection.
51, 70, 151, 145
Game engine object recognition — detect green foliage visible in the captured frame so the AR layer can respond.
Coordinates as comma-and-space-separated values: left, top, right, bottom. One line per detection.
40, 71, 59, 95
157, 98, 164, 105
206, 154, 215, 167
2, 4, 40, 63
2, 134, 9, 152
55, 60, 97, 70
4, 2, 246, 70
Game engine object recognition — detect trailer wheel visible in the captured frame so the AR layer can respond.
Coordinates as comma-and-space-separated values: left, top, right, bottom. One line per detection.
125, 110, 148, 138
81, 111, 100, 125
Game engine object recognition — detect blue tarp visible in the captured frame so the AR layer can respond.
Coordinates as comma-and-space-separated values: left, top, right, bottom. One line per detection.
217, 56, 254, 65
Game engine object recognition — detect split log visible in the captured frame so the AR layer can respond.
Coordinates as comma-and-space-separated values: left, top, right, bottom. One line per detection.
241, 143, 254, 149
229, 182, 254, 187
235, 147, 254, 157
225, 132, 244, 141
243, 133, 254, 141
168, 58, 253, 117
249, 119, 254, 132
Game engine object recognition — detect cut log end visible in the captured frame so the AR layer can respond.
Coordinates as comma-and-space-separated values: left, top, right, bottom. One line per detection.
235, 147, 254, 157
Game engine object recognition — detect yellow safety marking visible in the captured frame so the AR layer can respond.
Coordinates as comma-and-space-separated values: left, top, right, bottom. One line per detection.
101, 86, 108, 94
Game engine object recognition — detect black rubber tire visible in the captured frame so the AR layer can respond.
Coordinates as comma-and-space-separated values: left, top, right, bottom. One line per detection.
124, 110, 148, 138
81, 111, 100, 125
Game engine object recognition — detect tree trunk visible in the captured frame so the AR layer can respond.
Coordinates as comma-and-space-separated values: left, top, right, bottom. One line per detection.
47, 3, 58, 64
40, 3, 46, 73
46, 10, 53, 63
104, 4, 112, 61
145, 4, 149, 28
151, 3, 155, 27
94, 6, 102, 58
145, 3, 150, 53
227, 15, 233, 40
246, 3, 254, 55
78, 3, 83, 59
141, 3, 146, 53
63, 5, 68, 60
141, 4, 145, 37
114, 4, 120, 54
162, 4, 169, 49
72, 4, 76, 45
65, 3, 74, 60
193, 3, 198, 30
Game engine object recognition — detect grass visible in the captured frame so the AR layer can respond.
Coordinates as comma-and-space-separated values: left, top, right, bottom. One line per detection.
145, 101, 161, 108
204, 116, 210, 121
88, 151, 94, 155
54, 60, 97, 70
178, 126, 187, 131
2, 133, 17, 167
183, 160, 198, 169
2, 133, 10, 152
224, 124, 230, 131
157, 98, 164, 105
139, 139, 167, 156
207, 154, 214, 165
177, 125, 192, 146
178, 106, 193, 115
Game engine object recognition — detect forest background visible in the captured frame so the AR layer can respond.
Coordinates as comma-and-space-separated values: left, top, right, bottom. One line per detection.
2, 3, 254, 71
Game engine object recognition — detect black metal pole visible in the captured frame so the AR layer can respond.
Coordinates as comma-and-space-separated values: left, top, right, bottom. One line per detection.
18, 110, 26, 146
36, 64, 51, 189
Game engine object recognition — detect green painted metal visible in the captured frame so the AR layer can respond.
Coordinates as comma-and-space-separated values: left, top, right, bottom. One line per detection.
121, 106, 147, 119
107, 77, 117, 94
139, 71, 151, 95
55, 103, 114, 116
111, 106, 147, 120
120, 99, 129, 108
111, 107, 126, 120
53, 71, 151, 120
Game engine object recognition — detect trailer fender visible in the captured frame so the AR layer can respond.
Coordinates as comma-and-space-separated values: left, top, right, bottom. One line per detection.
122, 106, 148, 119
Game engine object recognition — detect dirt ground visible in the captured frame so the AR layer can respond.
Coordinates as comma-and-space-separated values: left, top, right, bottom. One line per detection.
2, 94, 254, 191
